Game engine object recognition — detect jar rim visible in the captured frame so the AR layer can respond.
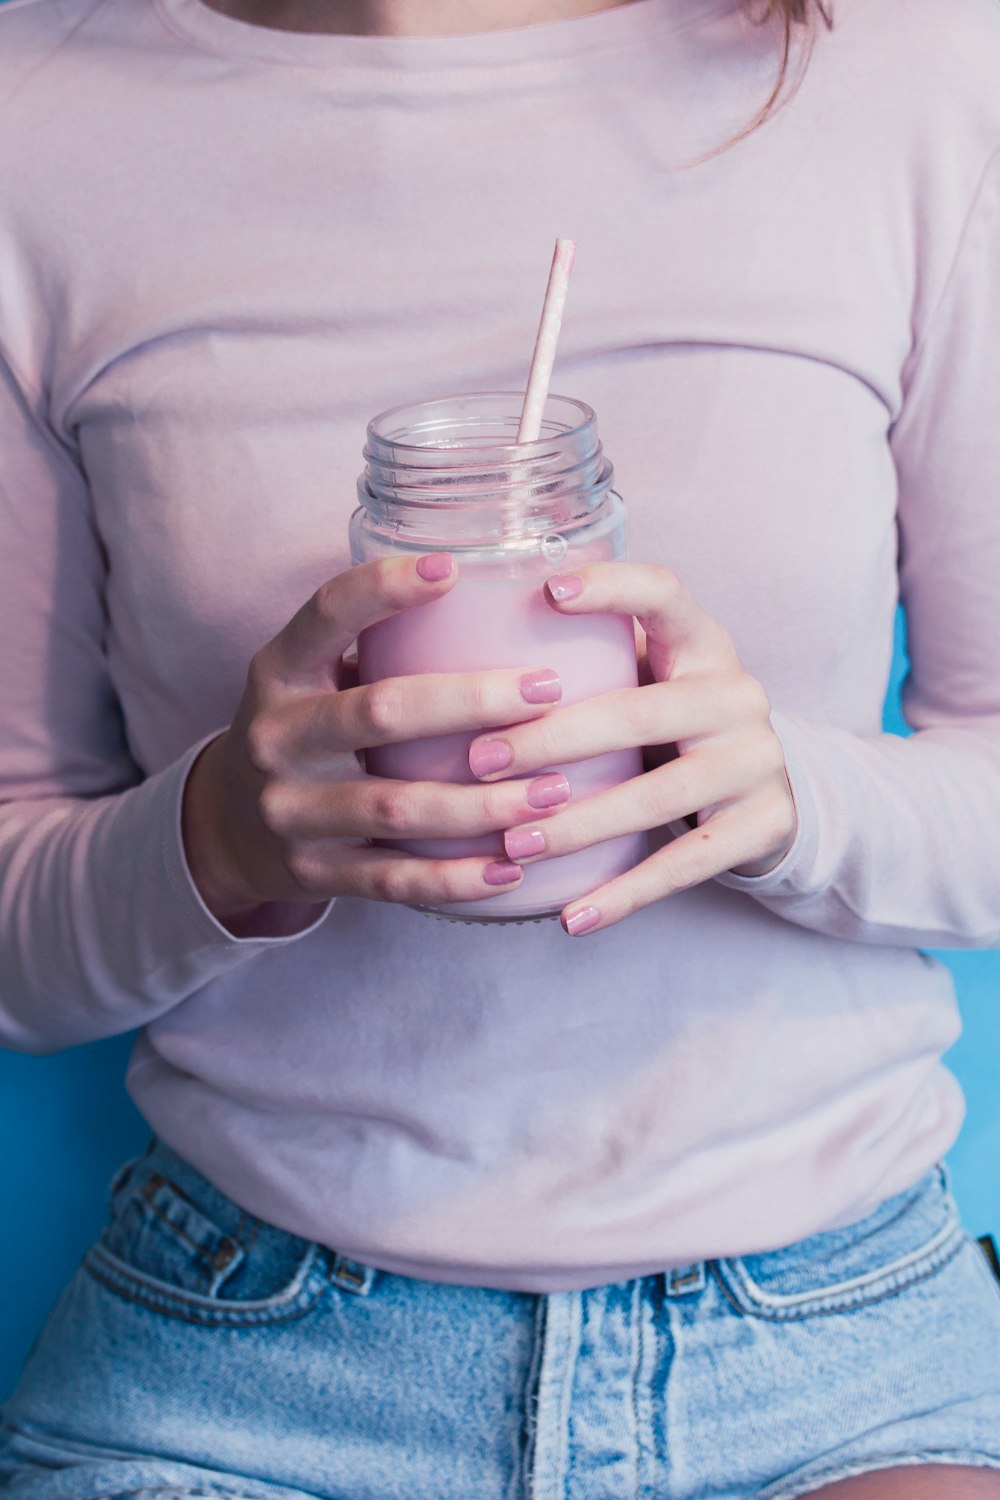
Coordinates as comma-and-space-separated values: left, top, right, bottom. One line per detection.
366, 390, 597, 455
357, 390, 613, 546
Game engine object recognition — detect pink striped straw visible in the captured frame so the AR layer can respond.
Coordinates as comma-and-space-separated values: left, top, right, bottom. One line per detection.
516, 238, 576, 444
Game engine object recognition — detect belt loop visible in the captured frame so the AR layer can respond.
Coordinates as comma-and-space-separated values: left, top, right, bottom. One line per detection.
664, 1263, 706, 1297
329, 1252, 376, 1296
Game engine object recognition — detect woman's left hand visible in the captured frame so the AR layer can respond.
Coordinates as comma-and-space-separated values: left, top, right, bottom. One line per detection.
468, 562, 798, 936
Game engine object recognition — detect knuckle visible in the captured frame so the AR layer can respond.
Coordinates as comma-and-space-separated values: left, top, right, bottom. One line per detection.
479, 783, 510, 829
760, 790, 795, 846
257, 782, 295, 837
244, 716, 280, 775
527, 716, 562, 767
370, 784, 415, 837
760, 732, 787, 777
617, 888, 645, 924
665, 840, 709, 891
245, 650, 272, 700
713, 624, 741, 664
431, 860, 473, 904
735, 671, 771, 720
311, 579, 343, 626
361, 680, 405, 739
462, 672, 494, 723
371, 557, 411, 613
283, 844, 323, 897
657, 564, 682, 598
663, 759, 699, 816
368, 860, 412, 905
625, 686, 660, 743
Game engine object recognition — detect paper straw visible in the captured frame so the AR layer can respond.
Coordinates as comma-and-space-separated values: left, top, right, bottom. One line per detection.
516, 238, 576, 444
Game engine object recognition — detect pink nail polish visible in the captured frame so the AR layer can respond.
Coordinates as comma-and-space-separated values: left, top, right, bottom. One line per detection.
563, 905, 601, 937
526, 773, 571, 809
546, 574, 583, 603
416, 553, 453, 582
469, 739, 513, 777
504, 827, 548, 861
519, 669, 562, 705
483, 860, 522, 887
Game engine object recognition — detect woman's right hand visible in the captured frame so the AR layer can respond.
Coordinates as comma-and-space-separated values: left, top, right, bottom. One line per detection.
181, 554, 569, 934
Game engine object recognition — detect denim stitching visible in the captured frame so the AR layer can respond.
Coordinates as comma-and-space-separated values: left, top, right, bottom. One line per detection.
141, 1190, 230, 1271
728, 1212, 959, 1308
519, 1297, 547, 1496
8, 1489, 269, 1500
224, 1211, 263, 1255
629, 1280, 644, 1500
82, 1256, 329, 1328
81, 1245, 328, 1328
87, 1489, 310, 1500
710, 1229, 965, 1322
0, 1418, 320, 1494
85, 1237, 318, 1305
127, 1146, 273, 1260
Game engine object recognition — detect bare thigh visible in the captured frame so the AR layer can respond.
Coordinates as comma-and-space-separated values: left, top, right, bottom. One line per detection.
804, 1465, 1000, 1498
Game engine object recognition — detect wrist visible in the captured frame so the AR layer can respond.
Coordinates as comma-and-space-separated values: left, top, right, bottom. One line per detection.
729, 770, 798, 877
181, 734, 272, 926
182, 736, 330, 938
730, 830, 796, 879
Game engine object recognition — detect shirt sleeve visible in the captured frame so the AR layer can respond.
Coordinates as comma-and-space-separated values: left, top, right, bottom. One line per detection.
717, 149, 1000, 950
0, 345, 329, 1056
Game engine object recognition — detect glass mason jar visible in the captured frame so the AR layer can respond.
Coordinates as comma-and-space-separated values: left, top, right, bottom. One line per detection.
349, 392, 646, 923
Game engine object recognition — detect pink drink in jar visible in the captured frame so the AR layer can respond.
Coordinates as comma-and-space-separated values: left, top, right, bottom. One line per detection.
350, 393, 645, 922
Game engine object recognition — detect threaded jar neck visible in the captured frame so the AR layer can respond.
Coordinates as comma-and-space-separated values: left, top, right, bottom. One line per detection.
357, 392, 614, 546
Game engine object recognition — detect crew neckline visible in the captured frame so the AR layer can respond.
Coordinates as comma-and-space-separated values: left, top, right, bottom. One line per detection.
155, 0, 740, 73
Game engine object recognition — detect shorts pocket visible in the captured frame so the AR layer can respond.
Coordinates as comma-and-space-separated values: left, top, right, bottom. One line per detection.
82, 1146, 331, 1329
712, 1164, 965, 1320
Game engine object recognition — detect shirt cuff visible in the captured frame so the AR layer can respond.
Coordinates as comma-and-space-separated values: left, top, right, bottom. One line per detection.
713, 709, 822, 898
161, 732, 333, 950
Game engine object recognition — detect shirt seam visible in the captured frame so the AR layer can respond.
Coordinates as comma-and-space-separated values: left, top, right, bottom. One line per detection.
152, 0, 739, 78
904, 144, 1000, 382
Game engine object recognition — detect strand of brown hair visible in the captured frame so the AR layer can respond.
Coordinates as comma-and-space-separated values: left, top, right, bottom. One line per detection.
743, 0, 834, 136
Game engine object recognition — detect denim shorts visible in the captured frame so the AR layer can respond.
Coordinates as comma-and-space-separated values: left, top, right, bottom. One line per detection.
2, 1138, 1000, 1500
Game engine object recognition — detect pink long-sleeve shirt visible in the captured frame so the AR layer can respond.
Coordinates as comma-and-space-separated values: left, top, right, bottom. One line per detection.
1, 0, 999, 1290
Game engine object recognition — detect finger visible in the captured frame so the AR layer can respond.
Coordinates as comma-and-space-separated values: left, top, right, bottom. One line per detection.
277, 665, 564, 759
556, 800, 782, 937
545, 562, 737, 677
262, 554, 458, 688
468, 677, 745, 780
501, 748, 753, 863
294, 841, 526, 907
261, 770, 573, 842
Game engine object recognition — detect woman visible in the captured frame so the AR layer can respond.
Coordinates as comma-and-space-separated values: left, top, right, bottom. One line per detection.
1, 0, 999, 1494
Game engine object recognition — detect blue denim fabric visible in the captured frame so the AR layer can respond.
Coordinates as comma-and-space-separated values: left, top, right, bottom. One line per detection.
2, 1138, 999, 1500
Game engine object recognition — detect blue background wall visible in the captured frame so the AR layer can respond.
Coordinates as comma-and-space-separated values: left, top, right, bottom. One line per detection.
1, 615, 998, 1397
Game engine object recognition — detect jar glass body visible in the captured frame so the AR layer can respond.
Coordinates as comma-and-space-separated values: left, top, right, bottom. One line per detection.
349, 392, 645, 922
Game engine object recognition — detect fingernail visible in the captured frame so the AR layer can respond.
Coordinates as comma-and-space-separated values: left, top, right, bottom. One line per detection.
469, 739, 513, 777
546, 574, 583, 603
416, 553, 453, 582
563, 905, 601, 937
504, 827, 548, 861
526, 773, 571, 809
519, 669, 562, 705
483, 861, 523, 887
